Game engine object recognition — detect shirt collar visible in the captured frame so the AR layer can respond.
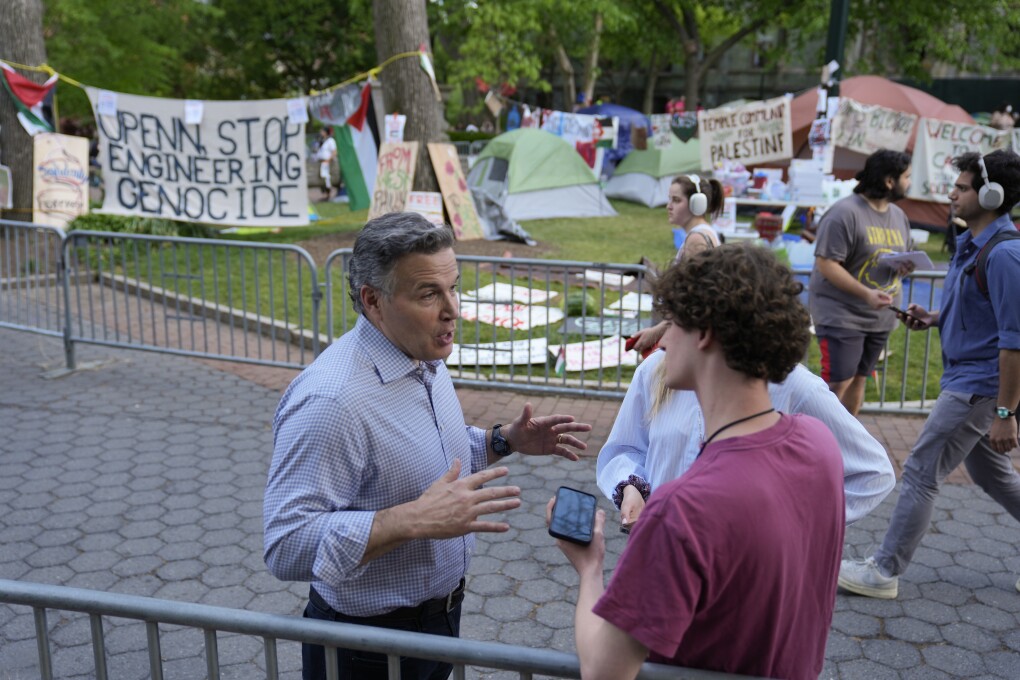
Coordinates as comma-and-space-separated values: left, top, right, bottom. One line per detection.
957, 213, 1016, 253
354, 315, 441, 384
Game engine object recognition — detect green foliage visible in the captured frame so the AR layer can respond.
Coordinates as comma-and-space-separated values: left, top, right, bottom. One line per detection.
44, 0, 221, 120
67, 213, 216, 239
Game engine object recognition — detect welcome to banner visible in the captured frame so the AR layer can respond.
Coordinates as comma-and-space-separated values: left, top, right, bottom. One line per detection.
87, 88, 309, 226
698, 96, 792, 169
908, 118, 1012, 204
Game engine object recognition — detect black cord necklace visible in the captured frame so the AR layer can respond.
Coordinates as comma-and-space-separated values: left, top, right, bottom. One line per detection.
697, 408, 776, 458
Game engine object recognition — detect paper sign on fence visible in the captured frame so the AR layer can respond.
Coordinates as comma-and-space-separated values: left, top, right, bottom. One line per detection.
547, 335, 638, 372
446, 338, 549, 366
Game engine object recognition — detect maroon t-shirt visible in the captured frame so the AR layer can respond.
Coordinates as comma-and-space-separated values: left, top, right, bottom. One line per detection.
593, 414, 845, 680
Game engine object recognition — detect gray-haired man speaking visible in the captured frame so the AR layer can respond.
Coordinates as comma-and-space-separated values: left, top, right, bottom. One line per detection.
264, 212, 591, 680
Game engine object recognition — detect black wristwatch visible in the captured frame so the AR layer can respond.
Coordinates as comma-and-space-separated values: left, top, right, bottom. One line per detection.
491, 424, 514, 457
996, 407, 1017, 419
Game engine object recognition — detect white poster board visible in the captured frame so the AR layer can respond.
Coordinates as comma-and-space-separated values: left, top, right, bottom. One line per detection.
548, 335, 638, 372
33, 133, 90, 228
446, 338, 548, 366
459, 302, 564, 330
908, 118, 1012, 203
698, 96, 792, 169
830, 98, 917, 154
87, 88, 308, 226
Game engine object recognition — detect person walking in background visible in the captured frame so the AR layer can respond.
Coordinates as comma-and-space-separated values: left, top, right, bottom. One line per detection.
627, 174, 724, 355
809, 149, 916, 416
264, 212, 591, 680
839, 150, 1020, 600
551, 244, 845, 680
314, 126, 337, 201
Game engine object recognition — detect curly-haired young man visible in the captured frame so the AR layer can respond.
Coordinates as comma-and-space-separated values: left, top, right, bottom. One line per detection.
550, 244, 846, 680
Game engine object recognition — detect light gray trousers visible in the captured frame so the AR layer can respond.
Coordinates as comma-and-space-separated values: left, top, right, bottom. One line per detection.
876, 390, 1020, 577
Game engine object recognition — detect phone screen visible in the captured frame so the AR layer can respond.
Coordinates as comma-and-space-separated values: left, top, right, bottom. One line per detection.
548, 486, 597, 546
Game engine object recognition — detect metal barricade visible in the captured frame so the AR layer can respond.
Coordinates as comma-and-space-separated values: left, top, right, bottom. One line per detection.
0, 579, 752, 680
0, 220, 67, 341
62, 231, 322, 370
323, 250, 654, 398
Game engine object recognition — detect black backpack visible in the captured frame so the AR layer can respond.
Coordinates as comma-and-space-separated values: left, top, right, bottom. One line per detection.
963, 229, 1020, 298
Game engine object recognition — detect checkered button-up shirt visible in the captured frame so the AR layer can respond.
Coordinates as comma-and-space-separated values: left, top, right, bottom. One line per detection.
264, 316, 488, 616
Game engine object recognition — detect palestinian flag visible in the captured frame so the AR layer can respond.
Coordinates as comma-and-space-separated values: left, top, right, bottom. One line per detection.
335, 83, 380, 212
0, 63, 57, 136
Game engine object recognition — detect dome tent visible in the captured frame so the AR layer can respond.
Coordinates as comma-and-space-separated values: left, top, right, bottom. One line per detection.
467, 129, 616, 240
605, 136, 702, 207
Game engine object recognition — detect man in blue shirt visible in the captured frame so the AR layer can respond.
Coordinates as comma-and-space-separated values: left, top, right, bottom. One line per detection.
839, 149, 1020, 599
264, 212, 591, 679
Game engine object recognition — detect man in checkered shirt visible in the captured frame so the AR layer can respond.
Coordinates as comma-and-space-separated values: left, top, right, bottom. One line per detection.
264, 212, 591, 680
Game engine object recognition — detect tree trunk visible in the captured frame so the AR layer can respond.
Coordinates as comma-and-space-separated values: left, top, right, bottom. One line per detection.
549, 26, 576, 110
642, 49, 660, 115
0, 0, 48, 222
580, 12, 603, 105
372, 0, 447, 192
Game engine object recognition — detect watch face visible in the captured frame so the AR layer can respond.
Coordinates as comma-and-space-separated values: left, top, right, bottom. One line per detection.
998, 407, 1014, 419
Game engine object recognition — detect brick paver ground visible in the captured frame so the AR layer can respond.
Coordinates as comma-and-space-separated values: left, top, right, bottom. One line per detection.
2, 327, 1020, 679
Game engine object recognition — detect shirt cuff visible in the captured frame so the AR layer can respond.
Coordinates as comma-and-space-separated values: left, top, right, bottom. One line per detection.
313, 510, 376, 584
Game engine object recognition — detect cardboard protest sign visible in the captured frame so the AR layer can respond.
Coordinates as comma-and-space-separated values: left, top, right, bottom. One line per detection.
547, 335, 638, 372
561, 316, 653, 338
447, 338, 548, 366
459, 301, 564, 330
830, 98, 917, 154
33, 133, 89, 228
698, 96, 792, 169
87, 89, 308, 226
427, 143, 484, 240
368, 141, 418, 220
908, 118, 1011, 203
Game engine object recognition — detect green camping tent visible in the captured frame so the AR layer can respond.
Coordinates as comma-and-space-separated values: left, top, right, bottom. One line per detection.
606, 136, 702, 207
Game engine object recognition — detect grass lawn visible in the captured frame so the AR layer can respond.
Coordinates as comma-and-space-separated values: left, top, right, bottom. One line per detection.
72, 198, 952, 400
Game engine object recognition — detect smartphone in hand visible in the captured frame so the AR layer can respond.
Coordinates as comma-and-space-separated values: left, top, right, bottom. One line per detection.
889, 306, 920, 323
548, 486, 597, 546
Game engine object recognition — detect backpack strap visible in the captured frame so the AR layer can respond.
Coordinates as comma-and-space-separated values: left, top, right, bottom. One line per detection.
964, 229, 1020, 298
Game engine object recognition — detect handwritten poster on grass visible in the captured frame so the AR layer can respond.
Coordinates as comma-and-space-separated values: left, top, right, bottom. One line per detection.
428, 143, 484, 240
368, 141, 418, 221
698, 96, 792, 168
87, 88, 308, 226
830, 98, 917, 155
548, 335, 638, 372
908, 118, 1011, 203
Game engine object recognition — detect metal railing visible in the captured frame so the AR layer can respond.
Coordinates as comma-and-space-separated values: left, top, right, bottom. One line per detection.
0, 220, 67, 340
0, 219, 946, 413
61, 230, 321, 370
0, 579, 752, 680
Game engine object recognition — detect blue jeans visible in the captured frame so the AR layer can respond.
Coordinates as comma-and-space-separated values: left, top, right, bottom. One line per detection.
302, 586, 462, 680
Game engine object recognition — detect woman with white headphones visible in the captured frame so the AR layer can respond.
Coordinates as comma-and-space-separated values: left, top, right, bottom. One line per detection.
629, 174, 726, 354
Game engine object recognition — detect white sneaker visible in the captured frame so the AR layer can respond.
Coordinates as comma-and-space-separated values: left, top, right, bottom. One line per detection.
838, 557, 898, 599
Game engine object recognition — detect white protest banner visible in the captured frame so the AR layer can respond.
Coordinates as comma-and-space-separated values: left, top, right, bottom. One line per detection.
459, 301, 564, 330
830, 98, 917, 154
461, 283, 553, 305
547, 335, 637, 372
33, 133, 90, 228
698, 96, 792, 169
87, 88, 308, 226
541, 111, 597, 149
446, 338, 548, 366
908, 118, 1011, 203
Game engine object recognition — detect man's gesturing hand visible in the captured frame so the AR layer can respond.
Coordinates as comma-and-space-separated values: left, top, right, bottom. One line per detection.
413, 459, 521, 538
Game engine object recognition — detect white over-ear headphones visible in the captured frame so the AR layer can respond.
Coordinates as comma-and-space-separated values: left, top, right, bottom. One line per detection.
688, 174, 708, 216
978, 155, 1005, 211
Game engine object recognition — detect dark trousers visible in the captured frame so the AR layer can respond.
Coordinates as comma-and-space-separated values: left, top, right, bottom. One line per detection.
302, 585, 462, 680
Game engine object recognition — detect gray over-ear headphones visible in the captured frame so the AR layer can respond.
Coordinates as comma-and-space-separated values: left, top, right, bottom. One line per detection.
978, 155, 1005, 211
688, 174, 708, 216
